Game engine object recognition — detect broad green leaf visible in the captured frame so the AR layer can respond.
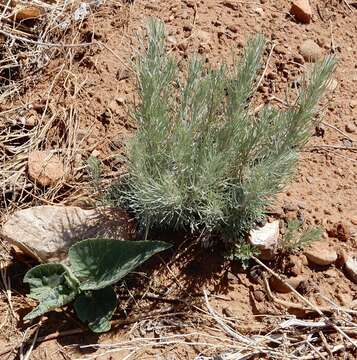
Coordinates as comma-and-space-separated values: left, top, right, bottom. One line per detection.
74, 286, 116, 333
69, 239, 171, 290
23, 263, 78, 320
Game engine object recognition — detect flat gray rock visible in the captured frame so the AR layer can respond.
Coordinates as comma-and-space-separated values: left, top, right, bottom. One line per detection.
1, 206, 133, 262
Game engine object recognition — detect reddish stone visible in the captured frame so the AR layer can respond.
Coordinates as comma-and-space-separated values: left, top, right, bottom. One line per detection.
290, 0, 312, 24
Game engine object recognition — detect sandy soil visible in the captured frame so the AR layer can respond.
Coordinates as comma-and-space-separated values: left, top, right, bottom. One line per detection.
0, 0, 356, 359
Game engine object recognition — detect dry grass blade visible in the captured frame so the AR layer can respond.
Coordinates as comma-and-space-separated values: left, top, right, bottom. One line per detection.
20, 321, 41, 360
0, 0, 101, 221
189, 261, 357, 359
0, 260, 18, 321
252, 256, 357, 348
203, 290, 253, 346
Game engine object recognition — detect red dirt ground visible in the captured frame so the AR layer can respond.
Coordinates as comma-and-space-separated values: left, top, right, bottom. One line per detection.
0, 0, 356, 359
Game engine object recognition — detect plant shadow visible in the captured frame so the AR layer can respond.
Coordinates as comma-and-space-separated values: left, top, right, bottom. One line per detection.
2, 207, 246, 356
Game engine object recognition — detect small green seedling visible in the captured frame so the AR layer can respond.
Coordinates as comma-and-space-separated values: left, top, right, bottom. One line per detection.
230, 243, 260, 269
24, 239, 171, 332
280, 220, 322, 252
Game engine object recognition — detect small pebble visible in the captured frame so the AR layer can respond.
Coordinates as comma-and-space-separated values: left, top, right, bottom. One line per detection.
274, 45, 287, 55
167, 36, 177, 45
345, 123, 356, 133
290, 0, 312, 24
300, 39, 323, 62
328, 222, 350, 242
115, 96, 126, 105
254, 7, 264, 16
227, 24, 238, 33
27, 151, 64, 187
293, 54, 305, 65
283, 201, 298, 212
24, 113, 38, 128
222, 306, 234, 317
270, 275, 306, 293
304, 241, 337, 266
222, 0, 239, 10
253, 290, 265, 302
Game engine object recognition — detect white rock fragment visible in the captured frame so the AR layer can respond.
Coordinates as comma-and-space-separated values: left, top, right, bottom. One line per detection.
249, 220, 279, 260
74, 2, 90, 21
345, 255, 357, 284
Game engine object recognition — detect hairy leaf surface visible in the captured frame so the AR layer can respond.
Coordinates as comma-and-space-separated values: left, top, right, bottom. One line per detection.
69, 239, 171, 290
23, 263, 78, 320
74, 286, 117, 333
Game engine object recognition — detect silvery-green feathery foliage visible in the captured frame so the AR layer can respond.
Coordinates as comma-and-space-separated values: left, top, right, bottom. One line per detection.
280, 220, 323, 252
117, 19, 335, 241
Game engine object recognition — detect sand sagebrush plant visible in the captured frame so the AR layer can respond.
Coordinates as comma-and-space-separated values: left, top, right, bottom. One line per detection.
117, 19, 335, 241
